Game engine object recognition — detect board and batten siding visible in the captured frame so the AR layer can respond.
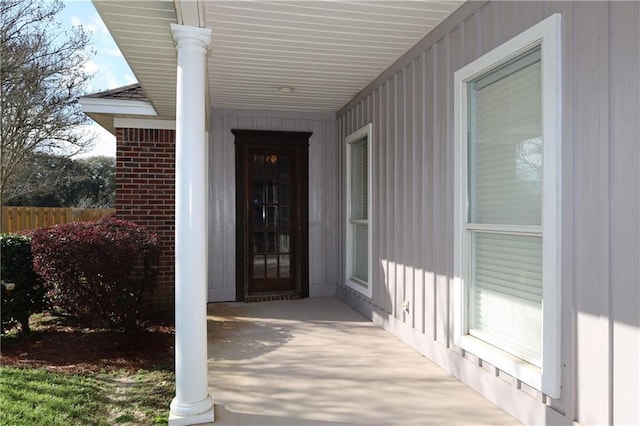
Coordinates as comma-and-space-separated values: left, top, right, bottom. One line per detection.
336, 1, 640, 425
207, 108, 339, 302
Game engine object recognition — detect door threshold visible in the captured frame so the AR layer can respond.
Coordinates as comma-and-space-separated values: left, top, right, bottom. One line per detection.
245, 294, 302, 303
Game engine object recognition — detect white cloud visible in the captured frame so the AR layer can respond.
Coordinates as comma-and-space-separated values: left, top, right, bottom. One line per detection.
84, 59, 100, 75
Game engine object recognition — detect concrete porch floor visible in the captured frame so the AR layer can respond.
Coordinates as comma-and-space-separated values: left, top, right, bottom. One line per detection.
205, 297, 519, 425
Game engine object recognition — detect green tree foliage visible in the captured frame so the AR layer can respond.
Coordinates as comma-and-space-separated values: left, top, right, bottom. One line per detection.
4, 153, 115, 208
75, 156, 116, 208
1, 0, 95, 202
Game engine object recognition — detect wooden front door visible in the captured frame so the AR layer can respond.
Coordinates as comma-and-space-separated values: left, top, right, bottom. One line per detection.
234, 130, 310, 301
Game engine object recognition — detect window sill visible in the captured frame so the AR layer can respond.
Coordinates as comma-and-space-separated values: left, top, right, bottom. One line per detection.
345, 278, 371, 298
459, 335, 543, 391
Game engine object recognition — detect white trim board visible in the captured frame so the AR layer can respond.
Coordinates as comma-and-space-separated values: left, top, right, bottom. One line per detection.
344, 123, 373, 299
79, 97, 157, 116
114, 118, 176, 130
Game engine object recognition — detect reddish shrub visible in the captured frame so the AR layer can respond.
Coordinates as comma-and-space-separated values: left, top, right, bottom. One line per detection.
31, 217, 160, 329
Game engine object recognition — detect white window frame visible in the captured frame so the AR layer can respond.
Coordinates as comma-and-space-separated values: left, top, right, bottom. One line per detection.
345, 123, 373, 298
453, 14, 562, 397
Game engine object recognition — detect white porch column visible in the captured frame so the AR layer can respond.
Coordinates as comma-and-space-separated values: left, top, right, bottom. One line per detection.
169, 23, 214, 426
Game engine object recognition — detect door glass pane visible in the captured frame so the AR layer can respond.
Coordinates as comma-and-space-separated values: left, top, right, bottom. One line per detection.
278, 183, 290, 204
279, 207, 290, 228
266, 206, 277, 228
280, 255, 290, 278
253, 184, 264, 205
266, 183, 277, 203
468, 48, 542, 225
279, 156, 290, 179
253, 256, 265, 278
266, 231, 277, 253
265, 155, 278, 180
254, 155, 264, 179
254, 232, 265, 253
266, 255, 278, 278
279, 233, 290, 253
254, 207, 265, 229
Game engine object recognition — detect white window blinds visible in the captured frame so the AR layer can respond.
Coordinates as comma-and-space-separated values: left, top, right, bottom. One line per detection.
468, 49, 542, 226
467, 47, 543, 366
469, 233, 543, 365
350, 139, 368, 221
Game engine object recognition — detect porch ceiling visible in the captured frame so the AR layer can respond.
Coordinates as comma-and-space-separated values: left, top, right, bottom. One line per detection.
92, 0, 464, 117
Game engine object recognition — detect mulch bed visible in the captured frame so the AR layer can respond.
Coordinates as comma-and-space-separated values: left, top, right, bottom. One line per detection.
1, 313, 175, 374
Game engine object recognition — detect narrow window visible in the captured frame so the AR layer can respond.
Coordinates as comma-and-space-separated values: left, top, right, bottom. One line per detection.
346, 124, 372, 297
454, 14, 561, 396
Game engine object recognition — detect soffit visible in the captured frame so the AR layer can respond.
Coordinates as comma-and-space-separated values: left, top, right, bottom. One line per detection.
204, 1, 463, 112
93, 0, 464, 116
92, 0, 178, 118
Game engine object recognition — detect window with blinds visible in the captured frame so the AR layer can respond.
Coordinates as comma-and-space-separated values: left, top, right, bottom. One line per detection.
454, 14, 561, 396
349, 137, 368, 283
466, 47, 544, 366
346, 124, 372, 296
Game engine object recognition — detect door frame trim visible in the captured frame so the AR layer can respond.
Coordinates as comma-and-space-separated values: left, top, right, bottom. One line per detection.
233, 129, 311, 302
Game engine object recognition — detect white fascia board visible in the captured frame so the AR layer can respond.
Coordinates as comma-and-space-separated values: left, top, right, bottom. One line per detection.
79, 97, 157, 117
114, 117, 175, 130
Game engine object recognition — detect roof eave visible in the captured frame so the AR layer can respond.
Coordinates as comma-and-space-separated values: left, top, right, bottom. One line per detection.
79, 97, 159, 135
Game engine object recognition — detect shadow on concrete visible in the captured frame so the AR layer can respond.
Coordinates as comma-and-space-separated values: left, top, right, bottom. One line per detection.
207, 317, 293, 361
205, 297, 519, 425
208, 298, 371, 323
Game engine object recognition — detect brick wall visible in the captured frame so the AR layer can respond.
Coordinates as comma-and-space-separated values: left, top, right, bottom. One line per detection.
115, 128, 175, 318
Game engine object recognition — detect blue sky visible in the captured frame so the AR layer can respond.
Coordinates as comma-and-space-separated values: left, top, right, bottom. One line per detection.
59, 0, 135, 157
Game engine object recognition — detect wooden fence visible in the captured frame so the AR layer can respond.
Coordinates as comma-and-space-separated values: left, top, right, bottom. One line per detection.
1, 206, 115, 234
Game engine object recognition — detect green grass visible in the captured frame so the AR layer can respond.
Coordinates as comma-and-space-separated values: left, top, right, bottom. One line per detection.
108, 369, 175, 425
0, 367, 174, 426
